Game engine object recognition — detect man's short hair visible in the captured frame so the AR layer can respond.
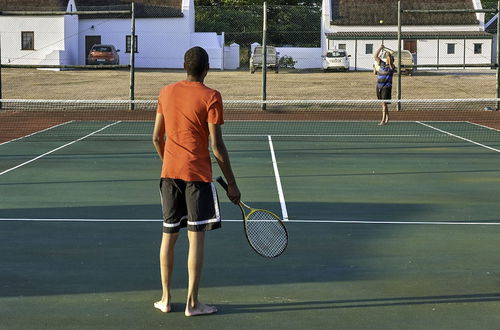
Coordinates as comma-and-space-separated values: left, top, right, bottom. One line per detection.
184, 47, 209, 76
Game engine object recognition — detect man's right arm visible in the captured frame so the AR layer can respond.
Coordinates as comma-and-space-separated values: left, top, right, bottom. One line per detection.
209, 123, 241, 204
152, 112, 165, 161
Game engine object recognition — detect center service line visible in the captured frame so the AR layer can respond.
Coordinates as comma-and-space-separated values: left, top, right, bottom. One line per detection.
268, 135, 289, 221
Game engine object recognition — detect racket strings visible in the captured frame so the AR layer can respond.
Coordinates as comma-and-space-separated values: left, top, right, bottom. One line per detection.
246, 210, 288, 257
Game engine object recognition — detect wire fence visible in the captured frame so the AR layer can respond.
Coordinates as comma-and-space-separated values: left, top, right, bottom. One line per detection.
0, 1, 498, 102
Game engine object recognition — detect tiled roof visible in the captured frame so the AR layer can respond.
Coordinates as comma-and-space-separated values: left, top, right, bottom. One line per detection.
0, 0, 67, 11
0, 0, 183, 18
330, 0, 479, 26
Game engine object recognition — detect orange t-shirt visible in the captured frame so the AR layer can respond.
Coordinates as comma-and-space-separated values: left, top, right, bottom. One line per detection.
156, 80, 224, 182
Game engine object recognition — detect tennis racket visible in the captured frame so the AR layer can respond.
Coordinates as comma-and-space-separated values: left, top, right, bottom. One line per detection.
216, 176, 288, 258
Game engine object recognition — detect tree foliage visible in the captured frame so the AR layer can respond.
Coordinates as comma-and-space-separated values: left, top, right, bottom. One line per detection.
482, 0, 498, 21
195, 3, 321, 48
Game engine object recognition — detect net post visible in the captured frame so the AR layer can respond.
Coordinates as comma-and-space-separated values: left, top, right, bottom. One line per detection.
497, 1, 500, 110
396, 0, 402, 111
261, 2, 267, 111
129, 2, 136, 111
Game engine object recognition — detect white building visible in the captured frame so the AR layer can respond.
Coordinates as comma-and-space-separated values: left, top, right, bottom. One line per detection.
321, 0, 493, 71
0, 0, 239, 69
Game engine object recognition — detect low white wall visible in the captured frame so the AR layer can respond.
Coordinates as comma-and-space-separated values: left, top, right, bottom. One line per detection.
224, 43, 240, 70
191, 32, 223, 69
275, 47, 322, 69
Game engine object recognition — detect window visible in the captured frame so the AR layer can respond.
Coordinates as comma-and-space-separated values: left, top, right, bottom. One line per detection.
474, 43, 482, 55
21, 31, 34, 50
338, 44, 346, 50
126, 35, 138, 53
365, 44, 373, 54
447, 43, 455, 55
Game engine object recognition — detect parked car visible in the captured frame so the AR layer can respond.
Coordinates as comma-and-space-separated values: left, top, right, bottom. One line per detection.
250, 46, 280, 74
87, 44, 120, 65
373, 48, 414, 75
322, 49, 350, 71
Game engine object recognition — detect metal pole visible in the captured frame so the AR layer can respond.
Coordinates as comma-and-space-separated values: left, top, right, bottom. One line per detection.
261, 2, 267, 111
497, 1, 500, 109
354, 38, 358, 71
463, 38, 466, 70
129, 2, 136, 110
397, 1, 402, 111
437, 38, 440, 69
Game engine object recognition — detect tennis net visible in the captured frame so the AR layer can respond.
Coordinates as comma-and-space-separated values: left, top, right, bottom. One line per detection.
0, 98, 499, 143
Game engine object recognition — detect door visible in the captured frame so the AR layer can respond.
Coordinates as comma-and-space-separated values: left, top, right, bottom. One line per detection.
403, 40, 417, 54
85, 35, 101, 64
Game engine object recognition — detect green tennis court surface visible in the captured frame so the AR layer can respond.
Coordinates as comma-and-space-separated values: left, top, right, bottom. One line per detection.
1, 119, 499, 329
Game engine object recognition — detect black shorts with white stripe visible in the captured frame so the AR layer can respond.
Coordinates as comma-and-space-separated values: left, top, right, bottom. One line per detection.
376, 86, 392, 101
159, 178, 221, 233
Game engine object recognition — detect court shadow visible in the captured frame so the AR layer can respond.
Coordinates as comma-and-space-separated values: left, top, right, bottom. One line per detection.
217, 292, 500, 314
0, 201, 497, 298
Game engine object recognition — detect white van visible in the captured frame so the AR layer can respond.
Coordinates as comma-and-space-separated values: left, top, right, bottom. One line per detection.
322, 50, 350, 72
373, 48, 415, 76
250, 46, 280, 74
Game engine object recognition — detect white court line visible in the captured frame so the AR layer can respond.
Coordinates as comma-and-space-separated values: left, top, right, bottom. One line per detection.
467, 121, 500, 132
94, 133, 423, 138
0, 121, 74, 146
417, 121, 500, 153
268, 135, 289, 221
1, 218, 500, 226
0, 121, 121, 176
225, 134, 422, 137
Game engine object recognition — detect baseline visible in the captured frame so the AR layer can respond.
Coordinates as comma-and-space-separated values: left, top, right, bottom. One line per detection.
0, 121, 74, 146
1, 218, 500, 226
0, 121, 121, 176
416, 121, 500, 153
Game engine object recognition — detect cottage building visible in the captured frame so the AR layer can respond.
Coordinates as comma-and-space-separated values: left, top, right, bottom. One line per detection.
321, 0, 493, 71
0, 0, 237, 69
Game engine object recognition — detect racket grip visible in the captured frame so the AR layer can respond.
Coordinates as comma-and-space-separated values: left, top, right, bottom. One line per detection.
215, 176, 229, 192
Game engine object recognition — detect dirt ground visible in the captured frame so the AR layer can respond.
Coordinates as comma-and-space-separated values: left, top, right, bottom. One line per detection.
1, 68, 497, 100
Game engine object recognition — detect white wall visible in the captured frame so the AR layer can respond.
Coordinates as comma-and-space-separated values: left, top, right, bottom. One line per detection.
224, 43, 240, 70
63, 14, 79, 65
0, 16, 68, 65
191, 32, 224, 69
327, 37, 492, 71
79, 17, 191, 68
276, 47, 322, 69
417, 38, 492, 69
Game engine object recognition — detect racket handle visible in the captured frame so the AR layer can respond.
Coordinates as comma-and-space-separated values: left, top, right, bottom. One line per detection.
215, 176, 228, 192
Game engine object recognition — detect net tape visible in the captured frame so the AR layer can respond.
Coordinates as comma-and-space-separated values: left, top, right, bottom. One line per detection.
1, 98, 499, 111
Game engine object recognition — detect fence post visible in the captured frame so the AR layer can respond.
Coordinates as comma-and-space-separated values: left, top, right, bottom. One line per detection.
397, 1, 402, 111
262, 2, 267, 111
129, 2, 136, 110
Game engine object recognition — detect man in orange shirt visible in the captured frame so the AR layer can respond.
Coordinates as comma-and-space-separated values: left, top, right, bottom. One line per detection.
152, 47, 240, 316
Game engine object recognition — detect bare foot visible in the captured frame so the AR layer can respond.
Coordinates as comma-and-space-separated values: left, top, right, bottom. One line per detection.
154, 301, 171, 313
378, 121, 386, 126
185, 302, 218, 317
